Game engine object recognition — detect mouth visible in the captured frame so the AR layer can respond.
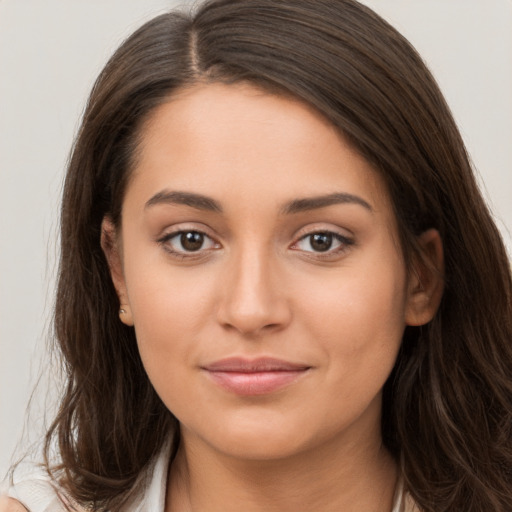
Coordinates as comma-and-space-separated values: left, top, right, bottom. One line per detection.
201, 357, 311, 396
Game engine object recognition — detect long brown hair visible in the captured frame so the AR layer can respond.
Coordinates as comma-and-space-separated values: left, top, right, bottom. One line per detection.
45, 0, 512, 510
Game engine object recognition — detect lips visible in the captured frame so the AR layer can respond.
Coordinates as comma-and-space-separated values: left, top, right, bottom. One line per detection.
201, 357, 311, 396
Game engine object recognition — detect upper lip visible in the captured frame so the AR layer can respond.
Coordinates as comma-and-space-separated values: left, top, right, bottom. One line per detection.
202, 357, 311, 373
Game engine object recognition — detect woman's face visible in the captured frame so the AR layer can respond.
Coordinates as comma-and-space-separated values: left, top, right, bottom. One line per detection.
108, 82, 423, 460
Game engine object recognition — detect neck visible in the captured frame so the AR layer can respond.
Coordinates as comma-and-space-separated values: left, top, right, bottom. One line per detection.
166, 425, 398, 512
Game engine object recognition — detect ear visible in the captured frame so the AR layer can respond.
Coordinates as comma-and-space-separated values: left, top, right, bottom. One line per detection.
100, 217, 134, 326
405, 228, 444, 326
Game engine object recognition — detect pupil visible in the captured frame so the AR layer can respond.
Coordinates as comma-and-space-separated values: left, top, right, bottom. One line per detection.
181, 231, 204, 251
311, 233, 332, 252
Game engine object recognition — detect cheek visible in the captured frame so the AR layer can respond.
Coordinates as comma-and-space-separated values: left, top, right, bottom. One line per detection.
122, 254, 217, 388
294, 252, 407, 387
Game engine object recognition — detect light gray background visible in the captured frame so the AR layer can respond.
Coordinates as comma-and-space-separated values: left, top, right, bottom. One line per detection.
1, 0, 511, 477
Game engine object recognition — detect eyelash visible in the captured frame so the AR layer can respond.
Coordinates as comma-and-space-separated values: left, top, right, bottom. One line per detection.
291, 231, 354, 259
157, 230, 220, 260
157, 229, 354, 260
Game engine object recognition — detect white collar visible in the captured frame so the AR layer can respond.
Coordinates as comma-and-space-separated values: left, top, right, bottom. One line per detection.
125, 443, 171, 512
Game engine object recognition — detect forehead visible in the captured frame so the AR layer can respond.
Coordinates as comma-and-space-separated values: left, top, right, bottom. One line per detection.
127, 82, 393, 218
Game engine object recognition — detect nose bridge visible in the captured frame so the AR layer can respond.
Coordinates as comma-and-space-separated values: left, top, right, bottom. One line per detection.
217, 240, 289, 335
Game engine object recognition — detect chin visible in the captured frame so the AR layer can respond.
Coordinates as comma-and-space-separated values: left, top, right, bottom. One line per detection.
187, 412, 336, 462
212, 431, 311, 461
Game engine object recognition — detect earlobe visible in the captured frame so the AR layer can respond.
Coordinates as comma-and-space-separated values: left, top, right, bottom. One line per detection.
118, 304, 134, 326
100, 217, 134, 326
405, 228, 444, 326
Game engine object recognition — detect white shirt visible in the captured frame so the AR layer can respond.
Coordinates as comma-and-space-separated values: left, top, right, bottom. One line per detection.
3, 448, 415, 511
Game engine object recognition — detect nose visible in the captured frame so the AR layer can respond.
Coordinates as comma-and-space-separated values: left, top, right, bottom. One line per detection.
216, 247, 292, 337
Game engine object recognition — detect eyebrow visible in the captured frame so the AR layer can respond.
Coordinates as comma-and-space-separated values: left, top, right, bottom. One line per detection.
145, 190, 222, 212
144, 190, 373, 214
281, 193, 373, 214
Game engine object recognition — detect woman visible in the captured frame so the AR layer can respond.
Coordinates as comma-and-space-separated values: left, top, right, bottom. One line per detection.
3, 0, 512, 510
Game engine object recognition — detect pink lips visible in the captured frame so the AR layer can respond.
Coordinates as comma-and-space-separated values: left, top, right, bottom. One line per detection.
201, 357, 310, 396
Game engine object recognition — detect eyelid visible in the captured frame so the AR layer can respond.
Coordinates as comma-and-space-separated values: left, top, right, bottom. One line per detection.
155, 223, 354, 260
289, 226, 355, 257
156, 224, 222, 258
156, 222, 218, 241
290, 223, 354, 243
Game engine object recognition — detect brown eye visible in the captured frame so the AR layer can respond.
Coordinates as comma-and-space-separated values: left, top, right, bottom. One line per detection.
160, 230, 218, 255
180, 231, 204, 251
309, 233, 333, 252
293, 231, 354, 255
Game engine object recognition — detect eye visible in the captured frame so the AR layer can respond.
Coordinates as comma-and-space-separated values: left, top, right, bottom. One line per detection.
292, 231, 353, 254
159, 230, 218, 255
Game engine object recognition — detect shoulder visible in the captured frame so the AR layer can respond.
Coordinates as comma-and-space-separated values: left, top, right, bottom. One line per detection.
1, 461, 72, 512
0, 497, 29, 512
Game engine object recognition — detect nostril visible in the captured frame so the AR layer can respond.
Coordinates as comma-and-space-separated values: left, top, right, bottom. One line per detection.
217, 299, 292, 337
215, 255, 292, 335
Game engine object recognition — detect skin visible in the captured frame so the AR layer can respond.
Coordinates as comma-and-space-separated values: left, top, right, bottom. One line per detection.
0, 498, 28, 512
103, 82, 443, 512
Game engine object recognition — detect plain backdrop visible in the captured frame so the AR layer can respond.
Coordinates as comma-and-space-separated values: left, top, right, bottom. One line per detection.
1, 0, 511, 477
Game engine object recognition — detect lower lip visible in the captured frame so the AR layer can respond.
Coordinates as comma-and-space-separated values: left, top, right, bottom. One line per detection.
204, 370, 308, 396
